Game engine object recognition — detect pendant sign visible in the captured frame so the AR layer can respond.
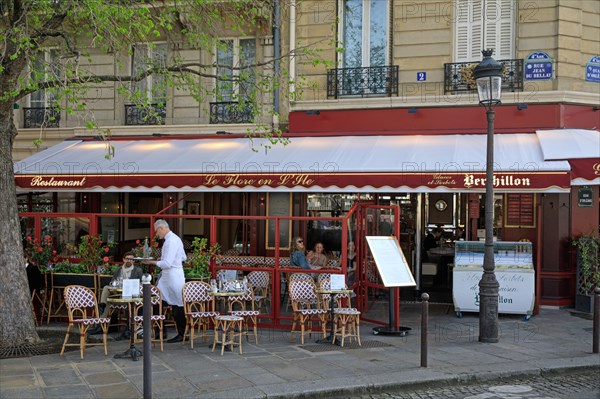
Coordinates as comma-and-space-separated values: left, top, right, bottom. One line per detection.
524, 52, 553, 81
578, 185, 593, 208
585, 56, 600, 83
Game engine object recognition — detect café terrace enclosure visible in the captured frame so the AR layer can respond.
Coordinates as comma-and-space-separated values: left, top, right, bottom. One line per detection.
14, 130, 597, 194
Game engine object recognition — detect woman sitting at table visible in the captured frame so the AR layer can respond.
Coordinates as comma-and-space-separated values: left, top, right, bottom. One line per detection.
290, 237, 311, 270
307, 242, 327, 269
346, 241, 357, 285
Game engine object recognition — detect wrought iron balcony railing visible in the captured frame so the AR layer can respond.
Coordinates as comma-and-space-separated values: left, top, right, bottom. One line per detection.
124, 104, 166, 125
23, 107, 60, 128
210, 101, 254, 124
327, 65, 399, 98
444, 59, 523, 94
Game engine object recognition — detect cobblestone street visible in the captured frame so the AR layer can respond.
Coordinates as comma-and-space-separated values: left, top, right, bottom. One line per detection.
339, 368, 600, 399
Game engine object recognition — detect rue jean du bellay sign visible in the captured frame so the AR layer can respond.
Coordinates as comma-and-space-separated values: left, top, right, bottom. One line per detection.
524, 51, 553, 81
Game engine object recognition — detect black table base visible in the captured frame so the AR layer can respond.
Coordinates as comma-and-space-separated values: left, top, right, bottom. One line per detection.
114, 347, 143, 361
372, 326, 411, 336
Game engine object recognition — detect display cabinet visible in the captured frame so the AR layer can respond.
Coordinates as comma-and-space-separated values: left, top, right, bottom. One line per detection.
452, 241, 535, 319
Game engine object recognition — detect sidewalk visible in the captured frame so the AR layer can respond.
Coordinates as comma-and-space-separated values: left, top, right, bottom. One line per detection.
1, 303, 598, 399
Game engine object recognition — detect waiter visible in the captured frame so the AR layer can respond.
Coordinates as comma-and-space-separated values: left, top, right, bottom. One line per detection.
144, 219, 187, 343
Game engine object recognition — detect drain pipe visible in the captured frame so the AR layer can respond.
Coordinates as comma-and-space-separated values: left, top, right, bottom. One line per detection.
289, 0, 296, 97
273, 0, 281, 126
415, 194, 423, 294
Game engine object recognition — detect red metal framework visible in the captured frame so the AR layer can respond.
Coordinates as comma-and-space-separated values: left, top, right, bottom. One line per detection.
20, 201, 403, 330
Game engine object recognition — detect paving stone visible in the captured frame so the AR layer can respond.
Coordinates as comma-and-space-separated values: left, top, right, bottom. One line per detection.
42, 384, 95, 398
82, 371, 128, 386
0, 387, 44, 398
38, 368, 83, 386
91, 382, 141, 399
0, 374, 37, 389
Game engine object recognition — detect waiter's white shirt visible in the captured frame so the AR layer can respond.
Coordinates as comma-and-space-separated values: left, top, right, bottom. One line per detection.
156, 231, 186, 306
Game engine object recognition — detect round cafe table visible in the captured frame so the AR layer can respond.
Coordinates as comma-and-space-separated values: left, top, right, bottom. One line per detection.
107, 295, 155, 361
315, 289, 353, 345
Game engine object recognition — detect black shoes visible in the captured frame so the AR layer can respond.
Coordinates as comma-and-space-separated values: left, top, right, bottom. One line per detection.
166, 334, 184, 343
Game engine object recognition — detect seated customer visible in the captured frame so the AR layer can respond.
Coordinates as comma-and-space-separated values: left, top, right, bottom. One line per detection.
346, 241, 357, 285
290, 237, 310, 270
89, 252, 143, 335
453, 227, 465, 241
307, 242, 327, 269
25, 254, 43, 296
423, 228, 443, 262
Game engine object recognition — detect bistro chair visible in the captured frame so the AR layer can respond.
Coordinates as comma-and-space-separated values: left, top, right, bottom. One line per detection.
288, 280, 327, 344
133, 285, 166, 352
182, 281, 219, 349
247, 271, 270, 312
60, 285, 110, 359
228, 286, 260, 344
285, 272, 315, 311
212, 315, 243, 355
318, 278, 361, 347
332, 307, 361, 347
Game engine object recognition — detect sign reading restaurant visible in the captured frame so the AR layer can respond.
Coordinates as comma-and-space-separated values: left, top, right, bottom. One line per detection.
16, 171, 570, 191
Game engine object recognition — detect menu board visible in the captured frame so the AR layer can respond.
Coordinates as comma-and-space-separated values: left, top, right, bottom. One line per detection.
505, 194, 536, 228
365, 236, 416, 287
266, 193, 292, 249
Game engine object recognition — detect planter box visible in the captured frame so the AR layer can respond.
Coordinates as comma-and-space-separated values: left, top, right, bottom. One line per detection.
52, 272, 96, 289
575, 294, 596, 314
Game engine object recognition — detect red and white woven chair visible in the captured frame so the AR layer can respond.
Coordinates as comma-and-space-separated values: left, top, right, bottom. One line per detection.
286, 272, 316, 311
247, 271, 270, 312
318, 277, 361, 347
182, 281, 219, 349
60, 285, 110, 359
288, 280, 327, 344
228, 286, 260, 344
133, 285, 166, 352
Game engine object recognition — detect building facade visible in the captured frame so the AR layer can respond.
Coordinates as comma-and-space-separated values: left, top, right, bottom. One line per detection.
13, 0, 600, 309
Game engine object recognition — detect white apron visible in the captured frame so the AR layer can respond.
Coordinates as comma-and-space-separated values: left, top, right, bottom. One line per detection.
157, 267, 185, 307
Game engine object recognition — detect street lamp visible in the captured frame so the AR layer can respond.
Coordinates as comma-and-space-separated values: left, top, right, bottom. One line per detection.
473, 49, 503, 343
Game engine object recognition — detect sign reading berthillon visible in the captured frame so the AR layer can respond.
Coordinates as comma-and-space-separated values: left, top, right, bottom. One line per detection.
463, 174, 530, 188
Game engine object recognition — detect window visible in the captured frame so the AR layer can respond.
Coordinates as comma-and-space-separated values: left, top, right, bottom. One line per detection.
340, 0, 389, 69
25, 49, 61, 128
131, 43, 168, 103
215, 38, 256, 102
454, 0, 515, 62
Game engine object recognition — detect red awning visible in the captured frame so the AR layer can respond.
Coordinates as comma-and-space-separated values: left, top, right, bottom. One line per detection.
536, 129, 600, 185
14, 134, 571, 193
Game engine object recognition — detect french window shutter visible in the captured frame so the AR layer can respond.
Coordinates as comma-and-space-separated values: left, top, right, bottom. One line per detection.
497, 0, 515, 59
483, 0, 514, 59
455, 0, 483, 62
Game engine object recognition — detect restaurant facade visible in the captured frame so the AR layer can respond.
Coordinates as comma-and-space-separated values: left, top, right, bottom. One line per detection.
12, 0, 600, 319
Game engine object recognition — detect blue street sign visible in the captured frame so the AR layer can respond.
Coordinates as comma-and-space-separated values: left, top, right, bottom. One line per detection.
585, 56, 600, 83
417, 72, 426, 81
524, 52, 553, 81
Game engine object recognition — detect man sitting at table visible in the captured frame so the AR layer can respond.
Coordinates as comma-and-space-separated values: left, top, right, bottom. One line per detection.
423, 228, 443, 261
89, 251, 143, 335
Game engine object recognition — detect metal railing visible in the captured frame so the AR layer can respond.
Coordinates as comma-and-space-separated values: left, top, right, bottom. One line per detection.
124, 104, 166, 125
444, 59, 523, 94
327, 65, 399, 98
23, 107, 60, 128
209, 101, 254, 124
